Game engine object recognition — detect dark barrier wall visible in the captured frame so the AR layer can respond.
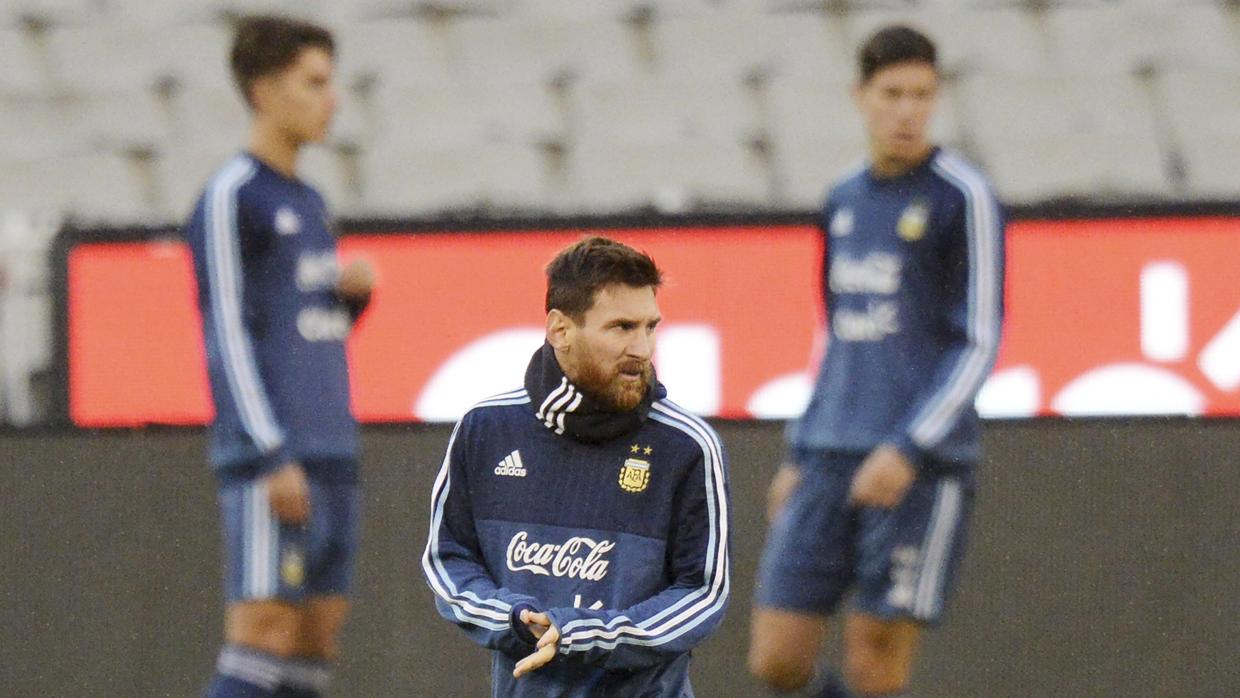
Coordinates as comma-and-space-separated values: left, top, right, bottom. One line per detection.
2, 420, 1238, 697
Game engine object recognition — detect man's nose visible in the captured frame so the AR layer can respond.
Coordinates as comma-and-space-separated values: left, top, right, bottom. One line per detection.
628, 331, 653, 360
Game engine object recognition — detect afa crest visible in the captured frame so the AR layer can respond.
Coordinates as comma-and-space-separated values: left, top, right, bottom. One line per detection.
619, 458, 651, 494
274, 206, 302, 236
830, 207, 854, 237
281, 548, 305, 587
897, 200, 930, 242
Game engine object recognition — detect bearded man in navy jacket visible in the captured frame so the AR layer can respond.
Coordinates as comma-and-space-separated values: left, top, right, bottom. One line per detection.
423, 236, 731, 698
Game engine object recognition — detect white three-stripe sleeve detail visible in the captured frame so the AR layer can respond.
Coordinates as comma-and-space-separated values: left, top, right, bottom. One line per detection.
908, 154, 1003, 448
421, 419, 516, 631
557, 401, 729, 650
203, 159, 284, 453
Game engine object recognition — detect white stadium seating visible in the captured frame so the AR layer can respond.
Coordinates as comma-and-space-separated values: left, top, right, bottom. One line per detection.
47, 23, 234, 92
1046, 4, 1240, 75
449, 17, 644, 82
337, 19, 454, 88
370, 80, 563, 150
0, 0, 1235, 222
0, 152, 151, 221
1159, 70, 1240, 141
654, 13, 852, 82
0, 28, 40, 92
567, 138, 769, 212
572, 77, 760, 145
360, 142, 552, 215
962, 73, 1174, 199
0, 91, 168, 160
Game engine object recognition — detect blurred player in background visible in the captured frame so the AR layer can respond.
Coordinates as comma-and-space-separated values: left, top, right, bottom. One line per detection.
423, 237, 730, 697
747, 26, 1004, 698
183, 16, 374, 698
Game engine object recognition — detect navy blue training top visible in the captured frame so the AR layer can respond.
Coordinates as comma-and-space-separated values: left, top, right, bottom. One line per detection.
184, 153, 358, 482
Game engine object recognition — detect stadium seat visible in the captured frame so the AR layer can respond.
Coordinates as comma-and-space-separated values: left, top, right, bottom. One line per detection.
0, 0, 105, 25
336, 19, 454, 88
771, 138, 865, 209
509, 0, 645, 20
767, 76, 866, 146
369, 80, 562, 150
963, 73, 1160, 146
1158, 70, 1240, 199
154, 142, 237, 219
300, 144, 358, 213
358, 142, 550, 215
654, 13, 852, 82
962, 73, 1171, 200
105, 0, 326, 25
0, 28, 41, 93
1046, 4, 1240, 74
46, 22, 233, 91
0, 152, 152, 222
653, 0, 827, 18
367, 0, 517, 17
915, 0, 1032, 8
167, 87, 249, 155
448, 17, 644, 83
1159, 70, 1240, 141
567, 139, 769, 212
0, 91, 168, 160
846, 7, 1049, 76
980, 133, 1171, 202
631, 0, 738, 18
1177, 134, 1240, 200
572, 77, 760, 145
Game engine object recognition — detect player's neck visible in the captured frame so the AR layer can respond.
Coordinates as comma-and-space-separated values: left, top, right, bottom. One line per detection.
248, 121, 302, 179
869, 144, 935, 179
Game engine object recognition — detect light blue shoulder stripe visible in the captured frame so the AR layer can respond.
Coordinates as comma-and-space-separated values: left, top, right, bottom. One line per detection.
204, 156, 283, 452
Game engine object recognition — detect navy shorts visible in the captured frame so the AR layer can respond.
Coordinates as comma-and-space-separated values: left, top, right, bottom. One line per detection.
218, 472, 361, 603
754, 450, 973, 624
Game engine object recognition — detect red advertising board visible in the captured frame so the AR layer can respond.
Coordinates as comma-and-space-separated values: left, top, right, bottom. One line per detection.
66, 218, 1240, 426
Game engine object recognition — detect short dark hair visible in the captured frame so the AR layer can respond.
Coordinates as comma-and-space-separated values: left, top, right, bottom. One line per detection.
230, 15, 334, 108
858, 25, 937, 83
545, 237, 663, 321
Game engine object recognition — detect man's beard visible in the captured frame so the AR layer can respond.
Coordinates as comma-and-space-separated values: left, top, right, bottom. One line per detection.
574, 356, 653, 412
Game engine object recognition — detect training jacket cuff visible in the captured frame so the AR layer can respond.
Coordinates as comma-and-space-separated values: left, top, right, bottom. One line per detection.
510, 602, 540, 647
886, 437, 929, 473
253, 446, 292, 478
543, 608, 579, 654
339, 290, 372, 324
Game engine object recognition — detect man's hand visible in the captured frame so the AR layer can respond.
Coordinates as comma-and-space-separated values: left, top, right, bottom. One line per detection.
520, 608, 552, 640
265, 461, 310, 525
336, 258, 375, 304
849, 445, 916, 509
513, 610, 560, 678
766, 464, 802, 523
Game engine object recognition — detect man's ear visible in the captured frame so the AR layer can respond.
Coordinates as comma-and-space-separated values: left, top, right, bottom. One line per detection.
546, 309, 574, 351
249, 74, 278, 114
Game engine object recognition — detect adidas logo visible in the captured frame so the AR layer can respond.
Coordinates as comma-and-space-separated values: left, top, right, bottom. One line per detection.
494, 450, 528, 478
